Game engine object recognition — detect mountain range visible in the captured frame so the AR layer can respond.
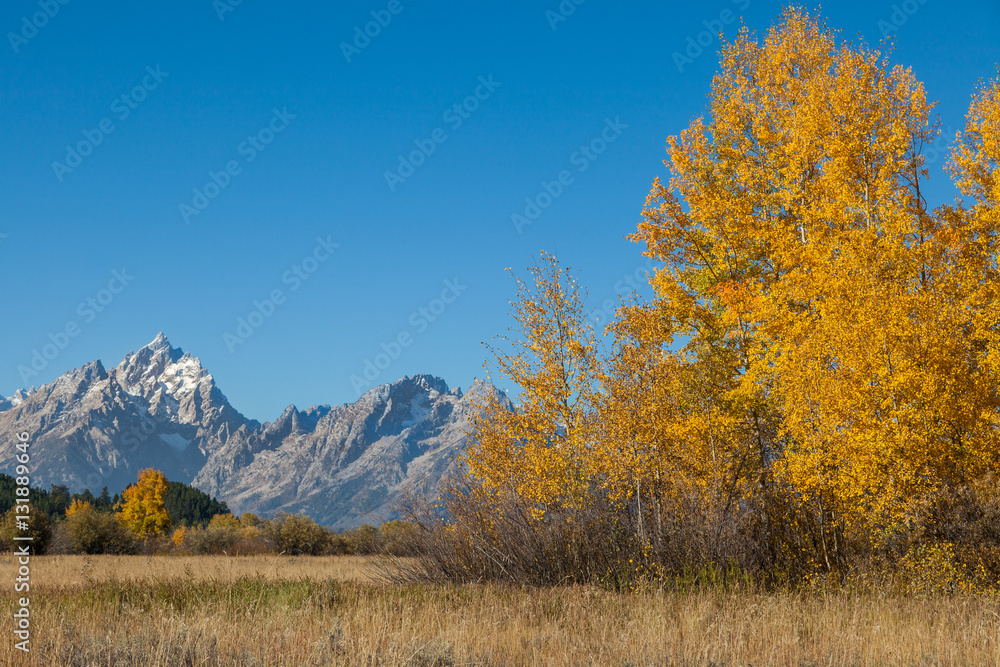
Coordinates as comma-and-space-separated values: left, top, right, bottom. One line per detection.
0, 334, 499, 528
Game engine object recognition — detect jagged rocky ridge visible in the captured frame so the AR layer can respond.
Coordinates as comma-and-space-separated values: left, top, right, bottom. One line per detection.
0, 334, 500, 528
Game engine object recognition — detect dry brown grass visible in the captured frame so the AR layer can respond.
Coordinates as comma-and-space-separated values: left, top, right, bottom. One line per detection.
1, 554, 998, 666
5, 553, 383, 586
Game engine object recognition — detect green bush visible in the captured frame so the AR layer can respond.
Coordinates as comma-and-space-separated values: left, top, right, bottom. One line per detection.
185, 525, 239, 555
341, 524, 379, 554
265, 513, 333, 555
378, 520, 420, 556
180, 513, 273, 555
0, 506, 51, 554
65, 504, 136, 554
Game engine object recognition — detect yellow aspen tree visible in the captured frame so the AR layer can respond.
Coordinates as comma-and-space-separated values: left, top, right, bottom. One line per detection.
66, 498, 91, 518
932, 75, 1000, 483
628, 7, 993, 565
118, 468, 171, 538
462, 8, 999, 581
593, 287, 776, 560
171, 525, 188, 548
465, 252, 601, 513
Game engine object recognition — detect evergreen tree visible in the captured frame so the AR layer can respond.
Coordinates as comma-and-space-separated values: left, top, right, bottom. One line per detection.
96, 487, 113, 512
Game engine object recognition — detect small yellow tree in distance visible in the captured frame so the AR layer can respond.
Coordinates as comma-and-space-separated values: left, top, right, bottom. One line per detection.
118, 468, 171, 538
66, 498, 91, 518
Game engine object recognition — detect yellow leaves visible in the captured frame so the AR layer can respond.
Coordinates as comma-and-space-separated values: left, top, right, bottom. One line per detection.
628, 5, 977, 541
896, 542, 974, 596
464, 7, 1000, 578
628, 8, 1000, 556
951, 75, 1000, 204
66, 498, 91, 518
117, 468, 171, 539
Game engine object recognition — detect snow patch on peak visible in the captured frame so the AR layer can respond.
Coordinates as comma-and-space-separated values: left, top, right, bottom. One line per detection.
1, 388, 35, 411
401, 394, 432, 428
359, 383, 392, 404
160, 354, 211, 397
160, 432, 193, 451
0, 388, 31, 411
108, 335, 226, 427
117, 345, 210, 402
402, 374, 449, 396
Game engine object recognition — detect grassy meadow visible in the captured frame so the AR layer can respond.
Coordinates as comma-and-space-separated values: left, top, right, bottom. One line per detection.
1, 554, 998, 666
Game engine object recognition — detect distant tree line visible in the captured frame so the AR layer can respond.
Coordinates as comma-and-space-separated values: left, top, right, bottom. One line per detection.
0, 473, 227, 527
162, 481, 230, 528
0, 468, 417, 557
0, 474, 115, 518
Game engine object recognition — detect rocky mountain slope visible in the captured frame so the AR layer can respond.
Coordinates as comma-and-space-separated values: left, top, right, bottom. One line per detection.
0, 334, 498, 528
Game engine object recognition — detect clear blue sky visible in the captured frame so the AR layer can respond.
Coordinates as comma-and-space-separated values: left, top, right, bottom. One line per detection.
1, 0, 997, 422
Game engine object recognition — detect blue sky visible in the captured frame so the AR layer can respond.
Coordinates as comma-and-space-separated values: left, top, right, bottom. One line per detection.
1, 0, 997, 422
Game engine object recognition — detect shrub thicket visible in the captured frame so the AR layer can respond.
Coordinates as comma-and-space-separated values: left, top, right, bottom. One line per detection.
61, 503, 137, 555
0, 506, 51, 554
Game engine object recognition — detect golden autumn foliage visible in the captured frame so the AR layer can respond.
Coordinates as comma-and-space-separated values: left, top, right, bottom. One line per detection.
456, 7, 1000, 586
117, 468, 171, 539
466, 252, 601, 510
65, 498, 91, 518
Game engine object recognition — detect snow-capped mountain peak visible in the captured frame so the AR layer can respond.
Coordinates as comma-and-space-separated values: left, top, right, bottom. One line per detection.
0, 388, 33, 412
0, 333, 504, 528
112, 334, 227, 424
